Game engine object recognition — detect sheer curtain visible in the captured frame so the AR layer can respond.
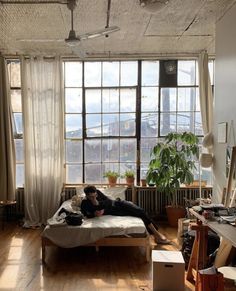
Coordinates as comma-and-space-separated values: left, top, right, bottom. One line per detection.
21, 56, 64, 226
0, 56, 16, 201
198, 51, 213, 135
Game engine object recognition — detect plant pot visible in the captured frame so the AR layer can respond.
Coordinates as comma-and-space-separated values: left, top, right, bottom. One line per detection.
165, 206, 186, 227
126, 177, 135, 186
108, 176, 117, 187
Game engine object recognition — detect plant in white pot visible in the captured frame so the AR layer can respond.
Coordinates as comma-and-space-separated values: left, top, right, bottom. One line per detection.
146, 132, 199, 226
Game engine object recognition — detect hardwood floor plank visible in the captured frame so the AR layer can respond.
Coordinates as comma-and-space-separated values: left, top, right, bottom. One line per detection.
0, 223, 195, 290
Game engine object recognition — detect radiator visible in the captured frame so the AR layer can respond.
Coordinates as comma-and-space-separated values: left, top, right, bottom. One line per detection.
137, 187, 212, 216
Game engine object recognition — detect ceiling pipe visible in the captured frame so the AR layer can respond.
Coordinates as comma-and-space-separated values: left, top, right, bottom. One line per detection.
0, 0, 67, 4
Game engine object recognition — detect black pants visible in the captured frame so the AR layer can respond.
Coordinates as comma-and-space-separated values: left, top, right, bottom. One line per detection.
106, 200, 155, 233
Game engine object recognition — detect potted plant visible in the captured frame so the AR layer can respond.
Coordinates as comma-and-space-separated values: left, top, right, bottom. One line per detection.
122, 170, 135, 186
104, 170, 120, 187
146, 132, 199, 226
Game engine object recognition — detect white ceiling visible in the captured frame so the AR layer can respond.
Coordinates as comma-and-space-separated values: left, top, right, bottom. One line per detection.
0, 0, 235, 58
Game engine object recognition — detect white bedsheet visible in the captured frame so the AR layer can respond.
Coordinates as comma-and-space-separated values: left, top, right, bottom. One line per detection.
42, 200, 147, 248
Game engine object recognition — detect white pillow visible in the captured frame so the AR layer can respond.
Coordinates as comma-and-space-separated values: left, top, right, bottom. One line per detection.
97, 187, 126, 200
71, 187, 86, 210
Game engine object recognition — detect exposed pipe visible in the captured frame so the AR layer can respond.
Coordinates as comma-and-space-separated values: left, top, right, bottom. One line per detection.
105, 0, 111, 29
0, 0, 67, 4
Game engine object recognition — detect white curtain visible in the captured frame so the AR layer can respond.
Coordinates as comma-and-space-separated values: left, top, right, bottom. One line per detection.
21, 56, 64, 226
198, 51, 213, 135
0, 56, 16, 201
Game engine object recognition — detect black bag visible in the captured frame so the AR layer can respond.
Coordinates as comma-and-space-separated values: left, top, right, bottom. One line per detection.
65, 212, 83, 226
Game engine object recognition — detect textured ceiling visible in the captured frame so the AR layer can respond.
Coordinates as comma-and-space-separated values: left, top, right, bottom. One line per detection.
0, 0, 236, 58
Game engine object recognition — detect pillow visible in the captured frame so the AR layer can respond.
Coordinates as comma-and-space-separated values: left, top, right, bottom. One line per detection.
97, 187, 126, 200
71, 187, 86, 210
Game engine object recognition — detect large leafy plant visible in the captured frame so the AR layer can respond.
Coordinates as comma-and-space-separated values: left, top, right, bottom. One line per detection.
146, 132, 199, 206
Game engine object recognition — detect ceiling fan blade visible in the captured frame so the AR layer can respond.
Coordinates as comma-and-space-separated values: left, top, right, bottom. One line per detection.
79, 26, 120, 40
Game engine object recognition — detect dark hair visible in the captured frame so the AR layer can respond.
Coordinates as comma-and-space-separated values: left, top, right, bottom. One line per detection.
84, 185, 97, 195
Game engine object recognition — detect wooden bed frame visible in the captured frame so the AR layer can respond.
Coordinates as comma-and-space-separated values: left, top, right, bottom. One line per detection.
41, 185, 152, 264
42, 234, 152, 264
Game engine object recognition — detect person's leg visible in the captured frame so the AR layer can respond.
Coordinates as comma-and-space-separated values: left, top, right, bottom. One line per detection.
114, 200, 171, 244
148, 222, 171, 244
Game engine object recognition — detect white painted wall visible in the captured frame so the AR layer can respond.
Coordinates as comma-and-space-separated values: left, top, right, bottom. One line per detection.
213, 4, 236, 202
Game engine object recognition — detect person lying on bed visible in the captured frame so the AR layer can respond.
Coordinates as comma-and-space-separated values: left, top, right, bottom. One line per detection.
81, 185, 171, 245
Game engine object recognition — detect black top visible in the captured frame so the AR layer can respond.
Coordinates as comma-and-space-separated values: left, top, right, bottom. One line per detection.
81, 189, 113, 218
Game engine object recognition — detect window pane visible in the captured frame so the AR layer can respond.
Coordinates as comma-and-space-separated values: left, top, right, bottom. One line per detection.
66, 164, 82, 183
16, 164, 24, 187
195, 112, 203, 135
85, 139, 101, 162
177, 113, 193, 132
120, 61, 138, 86
141, 138, 157, 163
11, 90, 22, 112
65, 114, 82, 138
160, 113, 176, 135
141, 113, 158, 137
142, 61, 159, 86
86, 89, 101, 113
15, 139, 24, 163
102, 114, 119, 136
102, 89, 119, 112
140, 163, 148, 180
9, 61, 21, 87
178, 60, 196, 86
85, 164, 101, 184
178, 88, 195, 111
196, 88, 200, 111
65, 88, 82, 113
102, 139, 119, 162
120, 163, 136, 179
65, 62, 82, 87
160, 88, 177, 112
102, 62, 119, 86
84, 62, 101, 87
120, 113, 135, 136
66, 140, 82, 163
13, 113, 23, 135
86, 114, 101, 137
120, 139, 136, 162
141, 87, 158, 112
120, 89, 136, 112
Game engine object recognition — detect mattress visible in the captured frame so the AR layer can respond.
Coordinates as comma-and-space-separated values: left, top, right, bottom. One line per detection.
42, 200, 147, 248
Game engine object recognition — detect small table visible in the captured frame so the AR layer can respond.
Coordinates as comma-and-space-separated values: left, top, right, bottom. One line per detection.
0, 200, 17, 230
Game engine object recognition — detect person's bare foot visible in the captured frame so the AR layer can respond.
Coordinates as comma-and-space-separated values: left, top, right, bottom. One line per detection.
155, 237, 172, 245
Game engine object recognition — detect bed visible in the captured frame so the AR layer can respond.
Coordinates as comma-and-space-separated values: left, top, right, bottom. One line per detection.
41, 186, 152, 264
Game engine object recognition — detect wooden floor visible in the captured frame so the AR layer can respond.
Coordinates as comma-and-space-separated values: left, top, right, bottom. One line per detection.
0, 222, 195, 291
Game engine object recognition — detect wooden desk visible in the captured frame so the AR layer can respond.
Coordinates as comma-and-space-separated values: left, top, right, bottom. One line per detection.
187, 208, 236, 285
189, 208, 236, 248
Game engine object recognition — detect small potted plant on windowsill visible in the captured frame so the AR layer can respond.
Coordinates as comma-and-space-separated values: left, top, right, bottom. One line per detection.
146, 132, 199, 227
122, 170, 135, 186
104, 171, 120, 187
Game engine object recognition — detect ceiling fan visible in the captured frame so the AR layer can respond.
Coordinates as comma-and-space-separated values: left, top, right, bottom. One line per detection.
18, 0, 120, 57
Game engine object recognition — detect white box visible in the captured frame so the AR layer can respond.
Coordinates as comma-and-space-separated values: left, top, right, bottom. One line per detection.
152, 250, 185, 291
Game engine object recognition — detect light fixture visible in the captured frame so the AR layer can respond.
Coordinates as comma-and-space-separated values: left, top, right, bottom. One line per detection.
139, 0, 169, 13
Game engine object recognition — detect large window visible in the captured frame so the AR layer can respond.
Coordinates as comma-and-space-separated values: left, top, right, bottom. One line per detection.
7, 60, 24, 187
64, 59, 214, 184
7, 58, 214, 186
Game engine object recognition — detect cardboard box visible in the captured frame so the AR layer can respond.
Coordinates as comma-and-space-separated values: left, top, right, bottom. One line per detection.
152, 250, 185, 291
